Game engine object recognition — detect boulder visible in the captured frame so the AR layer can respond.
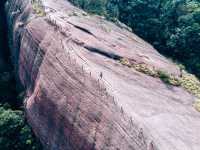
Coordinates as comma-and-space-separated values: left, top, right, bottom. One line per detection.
6, 0, 200, 149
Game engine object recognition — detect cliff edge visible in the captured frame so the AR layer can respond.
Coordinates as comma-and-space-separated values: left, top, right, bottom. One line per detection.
6, 0, 200, 149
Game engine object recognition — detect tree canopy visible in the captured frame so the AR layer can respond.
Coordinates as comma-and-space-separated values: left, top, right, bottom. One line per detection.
0, 106, 42, 150
70, 0, 200, 77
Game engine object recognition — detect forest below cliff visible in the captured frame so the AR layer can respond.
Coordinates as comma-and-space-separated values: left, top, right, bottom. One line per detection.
70, 0, 200, 78
0, 0, 42, 149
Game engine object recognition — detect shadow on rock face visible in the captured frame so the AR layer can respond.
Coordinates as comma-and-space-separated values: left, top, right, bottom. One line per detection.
0, 0, 21, 108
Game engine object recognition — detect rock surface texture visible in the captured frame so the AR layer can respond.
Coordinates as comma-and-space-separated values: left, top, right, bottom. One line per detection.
6, 0, 200, 149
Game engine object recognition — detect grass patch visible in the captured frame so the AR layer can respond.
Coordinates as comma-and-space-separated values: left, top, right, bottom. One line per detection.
134, 64, 157, 77
31, 0, 46, 17
194, 99, 200, 112
119, 58, 157, 77
157, 70, 171, 84
157, 70, 181, 86
119, 58, 180, 86
120, 58, 200, 112
179, 72, 200, 97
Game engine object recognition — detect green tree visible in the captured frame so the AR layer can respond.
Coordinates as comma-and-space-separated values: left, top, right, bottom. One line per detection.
0, 107, 42, 150
69, 0, 200, 78
69, 0, 107, 15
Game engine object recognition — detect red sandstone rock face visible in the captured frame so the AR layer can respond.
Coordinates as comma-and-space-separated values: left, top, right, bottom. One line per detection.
6, 0, 200, 150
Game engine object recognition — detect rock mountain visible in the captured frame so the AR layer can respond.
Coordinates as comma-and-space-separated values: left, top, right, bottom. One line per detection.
5, 0, 200, 149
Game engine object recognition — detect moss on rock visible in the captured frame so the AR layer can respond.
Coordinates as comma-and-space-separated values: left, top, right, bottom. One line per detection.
120, 57, 200, 112
31, 0, 46, 17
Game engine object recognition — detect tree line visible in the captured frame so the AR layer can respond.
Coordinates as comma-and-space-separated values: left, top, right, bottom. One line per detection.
69, 0, 200, 77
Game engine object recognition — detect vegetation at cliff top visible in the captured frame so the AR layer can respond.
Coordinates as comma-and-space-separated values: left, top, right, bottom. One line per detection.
69, 0, 200, 80
31, 0, 46, 17
119, 57, 200, 112
69, 0, 200, 111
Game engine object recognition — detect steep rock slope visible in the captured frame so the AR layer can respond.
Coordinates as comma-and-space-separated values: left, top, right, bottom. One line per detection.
6, 0, 200, 149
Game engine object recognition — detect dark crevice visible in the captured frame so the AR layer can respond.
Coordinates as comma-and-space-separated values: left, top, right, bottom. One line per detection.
0, 0, 21, 108
75, 25, 93, 35
68, 22, 95, 36
0, 0, 12, 71
84, 45, 122, 60
0, 1, 43, 149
